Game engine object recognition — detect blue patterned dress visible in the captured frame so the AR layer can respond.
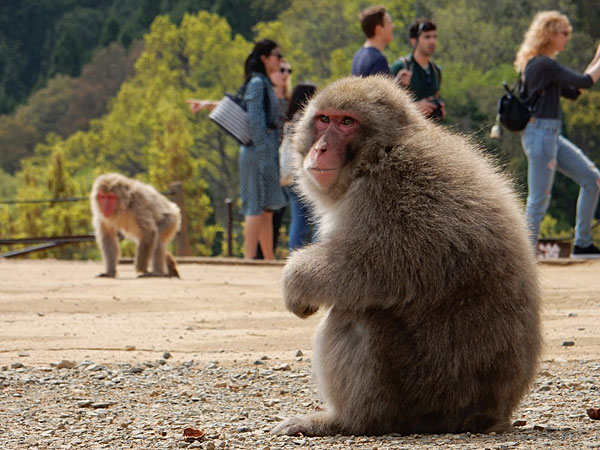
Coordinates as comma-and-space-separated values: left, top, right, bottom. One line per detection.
238, 73, 287, 216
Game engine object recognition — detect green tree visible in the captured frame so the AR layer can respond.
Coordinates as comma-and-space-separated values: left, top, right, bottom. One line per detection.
146, 96, 216, 255
45, 149, 92, 258
100, 16, 121, 46
0, 169, 19, 242
0, 41, 140, 174
0, 0, 75, 113
0, 75, 74, 173
6, 142, 92, 259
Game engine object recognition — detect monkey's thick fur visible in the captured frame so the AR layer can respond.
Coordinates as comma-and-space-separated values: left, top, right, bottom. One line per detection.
273, 76, 541, 436
90, 173, 181, 278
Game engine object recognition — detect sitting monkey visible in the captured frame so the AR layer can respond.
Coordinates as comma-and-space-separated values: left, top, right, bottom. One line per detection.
273, 76, 541, 436
90, 173, 181, 278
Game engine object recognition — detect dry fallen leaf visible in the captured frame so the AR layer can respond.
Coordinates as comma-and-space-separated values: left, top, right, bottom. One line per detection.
586, 408, 600, 420
183, 427, 205, 442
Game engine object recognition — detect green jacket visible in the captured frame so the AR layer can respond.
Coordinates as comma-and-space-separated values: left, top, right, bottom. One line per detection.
390, 54, 441, 101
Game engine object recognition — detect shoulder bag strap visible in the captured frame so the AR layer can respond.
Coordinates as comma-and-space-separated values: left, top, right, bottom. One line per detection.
403, 55, 413, 73
519, 72, 544, 113
237, 77, 251, 98
431, 62, 441, 92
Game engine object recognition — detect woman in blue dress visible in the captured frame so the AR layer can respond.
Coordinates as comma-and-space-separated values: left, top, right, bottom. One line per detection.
239, 39, 287, 259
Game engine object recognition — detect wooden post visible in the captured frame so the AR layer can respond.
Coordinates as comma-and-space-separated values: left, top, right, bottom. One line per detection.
225, 198, 233, 257
169, 181, 192, 256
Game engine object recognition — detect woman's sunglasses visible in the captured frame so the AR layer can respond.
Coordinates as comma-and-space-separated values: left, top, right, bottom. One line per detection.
280, 67, 293, 74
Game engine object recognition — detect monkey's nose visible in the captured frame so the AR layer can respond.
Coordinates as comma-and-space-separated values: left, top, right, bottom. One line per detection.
315, 143, 327, 153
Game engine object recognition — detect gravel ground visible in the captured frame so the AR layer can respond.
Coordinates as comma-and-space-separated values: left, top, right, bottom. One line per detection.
1, 355, 599, 449
1, 259, 599, 449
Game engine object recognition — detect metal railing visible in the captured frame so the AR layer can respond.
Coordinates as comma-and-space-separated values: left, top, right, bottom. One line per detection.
0, 183, 244, 258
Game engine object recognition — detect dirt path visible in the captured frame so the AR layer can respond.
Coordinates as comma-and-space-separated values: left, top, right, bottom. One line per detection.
0, 259, 312, 366
1, 258, 599, 366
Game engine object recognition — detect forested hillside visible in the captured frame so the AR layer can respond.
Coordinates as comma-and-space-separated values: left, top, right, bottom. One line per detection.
0, 0, 290, 114
1, 0, 599, 258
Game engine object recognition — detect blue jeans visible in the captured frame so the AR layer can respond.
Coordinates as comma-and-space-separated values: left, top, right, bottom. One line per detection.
286, 186, 313, 251
521, 118, 600, 249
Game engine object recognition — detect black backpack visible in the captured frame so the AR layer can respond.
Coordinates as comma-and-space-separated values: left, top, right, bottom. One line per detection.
497, 75, 542, 132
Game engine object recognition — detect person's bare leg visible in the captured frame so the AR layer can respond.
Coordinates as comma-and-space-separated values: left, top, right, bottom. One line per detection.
244, 214, 262, 259
258, 211, 275, 260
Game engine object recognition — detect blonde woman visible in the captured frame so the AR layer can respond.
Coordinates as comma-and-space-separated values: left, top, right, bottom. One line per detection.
271, 60, 292, 102
515, 11, 600, 258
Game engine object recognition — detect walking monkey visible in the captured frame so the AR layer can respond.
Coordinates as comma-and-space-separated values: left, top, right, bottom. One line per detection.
90, 173, 180, 278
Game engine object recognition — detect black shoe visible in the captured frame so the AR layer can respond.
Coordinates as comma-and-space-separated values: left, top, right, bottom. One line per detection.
571, 244, 600, 259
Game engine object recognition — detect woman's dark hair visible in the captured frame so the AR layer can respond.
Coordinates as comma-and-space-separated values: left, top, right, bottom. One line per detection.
286, 83, 317, 122
244, 39, 279, 80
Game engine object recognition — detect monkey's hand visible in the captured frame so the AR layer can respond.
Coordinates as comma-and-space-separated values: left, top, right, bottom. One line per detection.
282, 253, 321, 318
282, 270, 319, 318
288, 301, 319, 319
96, 272, 116, 278
396, 69, 412, 87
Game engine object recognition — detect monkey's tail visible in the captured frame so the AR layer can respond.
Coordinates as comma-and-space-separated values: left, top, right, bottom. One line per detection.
166, 253, 180, 278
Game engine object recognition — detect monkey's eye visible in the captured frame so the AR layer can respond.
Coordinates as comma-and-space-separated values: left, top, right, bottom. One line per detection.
318, 115, 330, 123
341, 117, 355, 126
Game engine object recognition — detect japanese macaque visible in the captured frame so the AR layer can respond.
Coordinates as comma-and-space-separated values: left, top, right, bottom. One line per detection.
272, 76, 541, 436
90, 173, 181, 278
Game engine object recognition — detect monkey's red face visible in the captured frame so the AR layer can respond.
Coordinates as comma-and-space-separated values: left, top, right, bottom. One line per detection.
96, 191, 118, 218
304, 109, 360, 190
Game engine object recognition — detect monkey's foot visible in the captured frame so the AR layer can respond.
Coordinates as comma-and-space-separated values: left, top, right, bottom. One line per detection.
271, 416, 310, 436
461, 413, 511, 434
137, 272, 166, 278
167, 268, 180, 278
166, 253, 180, 278
96, 272, 116, 278
271, 413, 337, 436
